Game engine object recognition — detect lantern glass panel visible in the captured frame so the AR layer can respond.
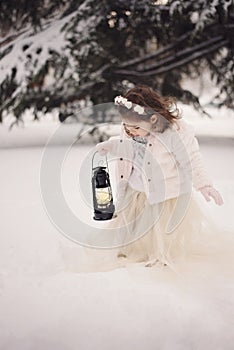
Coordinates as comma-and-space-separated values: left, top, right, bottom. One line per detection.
95, 187, 112, 205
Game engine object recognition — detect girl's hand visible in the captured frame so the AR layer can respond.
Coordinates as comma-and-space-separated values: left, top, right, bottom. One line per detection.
95, 143, 109, 156
198, 185, 224, 206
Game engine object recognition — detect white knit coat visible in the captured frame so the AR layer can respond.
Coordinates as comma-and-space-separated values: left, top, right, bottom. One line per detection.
95, 118, 213, 205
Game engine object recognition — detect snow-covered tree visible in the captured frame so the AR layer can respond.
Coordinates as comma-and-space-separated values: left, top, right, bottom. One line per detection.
0, 0, 233, 127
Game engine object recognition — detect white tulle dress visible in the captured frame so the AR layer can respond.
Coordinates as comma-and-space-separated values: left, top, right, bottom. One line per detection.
78, 183, 234, 277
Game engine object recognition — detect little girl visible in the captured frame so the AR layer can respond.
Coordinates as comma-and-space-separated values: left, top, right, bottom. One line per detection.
94, 84, 227, 271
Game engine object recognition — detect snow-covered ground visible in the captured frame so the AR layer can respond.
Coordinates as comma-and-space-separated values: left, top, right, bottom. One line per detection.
1, 107, 234, 349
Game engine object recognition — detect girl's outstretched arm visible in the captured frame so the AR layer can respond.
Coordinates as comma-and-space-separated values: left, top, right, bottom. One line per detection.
172, 120, 224, 206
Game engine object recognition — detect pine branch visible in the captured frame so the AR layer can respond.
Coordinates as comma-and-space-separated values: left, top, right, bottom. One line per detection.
118, 31, 191, 69
113, 39, 229, 77
138, 35, 225, 72
118, 22, 234, 71
0, 29, 29, 48
26, 82, 97, 105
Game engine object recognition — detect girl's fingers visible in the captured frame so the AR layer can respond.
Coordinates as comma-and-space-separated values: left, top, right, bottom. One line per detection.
99, 149, 108, 156
210, 191, 224, 206
202, 191, 211, 202
200, 186, 224, 206
215, 194, 224, 205
95, 144, 108, 155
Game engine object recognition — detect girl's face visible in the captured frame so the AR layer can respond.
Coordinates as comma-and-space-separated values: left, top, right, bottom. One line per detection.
122, 114, 157, 138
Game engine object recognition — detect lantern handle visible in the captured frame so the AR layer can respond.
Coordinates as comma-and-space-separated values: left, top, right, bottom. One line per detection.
92, 151, 110, 174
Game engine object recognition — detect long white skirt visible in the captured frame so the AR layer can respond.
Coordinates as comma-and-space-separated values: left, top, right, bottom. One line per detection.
60, 184, 234, 281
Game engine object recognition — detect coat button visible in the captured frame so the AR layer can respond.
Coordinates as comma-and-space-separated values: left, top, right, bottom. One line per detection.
149, 143, 152, 147
148, 178, 151, 182
120, 139, 123, 143
121, 175, 123, 178
147, 161, 150, 165
120, 158, 123, 161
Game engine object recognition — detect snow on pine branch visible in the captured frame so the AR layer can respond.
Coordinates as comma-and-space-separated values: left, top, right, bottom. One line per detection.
0, 12, 75, 86
0, 0, 103, 88
194, 0, 232, 33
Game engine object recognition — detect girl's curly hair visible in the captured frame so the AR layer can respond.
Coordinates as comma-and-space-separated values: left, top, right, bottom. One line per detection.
117, 84, 182, 133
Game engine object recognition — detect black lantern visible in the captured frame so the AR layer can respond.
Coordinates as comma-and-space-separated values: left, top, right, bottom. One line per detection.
92, 151, 115, 220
